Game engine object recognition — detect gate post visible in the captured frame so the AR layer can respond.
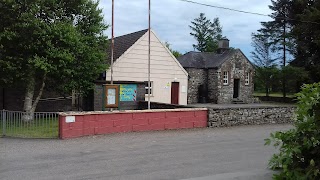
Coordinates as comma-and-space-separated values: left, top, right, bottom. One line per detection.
2, 110, 6, 137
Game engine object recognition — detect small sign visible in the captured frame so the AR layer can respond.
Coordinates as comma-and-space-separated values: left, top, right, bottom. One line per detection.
181, 86, 187, 93
120, 84, 137, 101
66, 116, 75, 123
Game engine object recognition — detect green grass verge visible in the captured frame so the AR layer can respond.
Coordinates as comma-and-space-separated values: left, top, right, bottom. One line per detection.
0, 118, 58, 138
253, 92, 295, 98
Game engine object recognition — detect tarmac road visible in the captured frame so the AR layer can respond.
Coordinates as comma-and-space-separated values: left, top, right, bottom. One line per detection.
0, 124, 291, 180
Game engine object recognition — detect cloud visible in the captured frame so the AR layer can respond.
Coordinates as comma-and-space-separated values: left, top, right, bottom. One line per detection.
98, 0, 273, 59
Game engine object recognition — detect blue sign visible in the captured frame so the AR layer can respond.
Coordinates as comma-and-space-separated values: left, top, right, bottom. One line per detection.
120, 84, 137, 101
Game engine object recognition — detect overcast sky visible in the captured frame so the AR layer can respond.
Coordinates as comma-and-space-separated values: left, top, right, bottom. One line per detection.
98, 0, 273, 59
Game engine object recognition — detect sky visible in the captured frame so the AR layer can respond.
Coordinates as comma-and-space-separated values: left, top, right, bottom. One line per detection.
98, 0, 273, 59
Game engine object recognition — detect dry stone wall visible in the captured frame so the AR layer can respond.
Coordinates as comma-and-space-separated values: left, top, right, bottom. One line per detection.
208, 106, 296, 127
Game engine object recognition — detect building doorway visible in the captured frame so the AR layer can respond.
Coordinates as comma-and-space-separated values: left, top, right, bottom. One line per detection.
171, 82, 179, 104
233, 79, 240, 98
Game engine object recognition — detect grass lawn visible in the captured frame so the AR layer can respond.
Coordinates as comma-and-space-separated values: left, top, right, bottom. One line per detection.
253, 92, 295, 98
0, 118, 58, 138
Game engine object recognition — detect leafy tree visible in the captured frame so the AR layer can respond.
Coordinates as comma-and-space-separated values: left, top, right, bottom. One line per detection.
164, 41, 182, 58
189, 13, 223, 52
0, 0, 108, 121
265, 83, 320, 179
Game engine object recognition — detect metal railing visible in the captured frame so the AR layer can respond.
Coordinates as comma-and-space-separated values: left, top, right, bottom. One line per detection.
0, 110, 59, 138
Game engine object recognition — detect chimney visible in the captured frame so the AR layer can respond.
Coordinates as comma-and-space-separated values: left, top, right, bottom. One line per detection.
217, 38, 229, 54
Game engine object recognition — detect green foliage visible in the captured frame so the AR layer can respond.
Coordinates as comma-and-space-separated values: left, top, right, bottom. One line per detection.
164, 41, 182, 58
265, 83, 320, 179
189, 13, 223, 52
0, 0, 108, 94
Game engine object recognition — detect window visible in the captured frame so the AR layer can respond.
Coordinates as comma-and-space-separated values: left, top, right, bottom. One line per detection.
223, 71, 228, 85
245, 72, 250, 85
145, 81, 153, 95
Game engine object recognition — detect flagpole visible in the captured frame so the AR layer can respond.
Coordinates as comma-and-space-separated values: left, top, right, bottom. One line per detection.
111, 0, 114, 85
148, 0, 151, 110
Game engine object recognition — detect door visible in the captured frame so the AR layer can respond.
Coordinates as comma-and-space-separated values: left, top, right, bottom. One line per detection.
233, 79, 240, 98
171, 82, 179, 104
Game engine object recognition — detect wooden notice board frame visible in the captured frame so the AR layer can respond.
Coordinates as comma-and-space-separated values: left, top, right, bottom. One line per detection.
103, 85, 119, 109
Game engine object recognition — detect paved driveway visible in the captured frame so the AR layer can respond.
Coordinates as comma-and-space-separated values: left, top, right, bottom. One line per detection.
0, 124, 291, 180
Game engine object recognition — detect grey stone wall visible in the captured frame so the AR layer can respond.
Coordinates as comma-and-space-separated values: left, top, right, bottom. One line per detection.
185, 68, 208, 104
208, 106, 296, 127
217, 50, 255, 104
207, 69, 219, 103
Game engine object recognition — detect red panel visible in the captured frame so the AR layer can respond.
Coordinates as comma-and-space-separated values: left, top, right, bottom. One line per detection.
180, 117, 197, 123
194, 121, 208, 128
84, 114, 96, 121
133, 125, 151, 132
132, 118, 149, 125
120, 113, 133, 120
180, 122, 195, 129
148, 118, 166, 125
195, 111, 208, 117
146, 112, 166, 119
165, 123, 180, 130
83, 128, 95, 136
83, 120, 96, 128
165, 117, 180, 124
75, 116, 84, 122
95, 114, 111, 121
179, 111, 196, 117
70, 122, 83, 129
196, 116, 208, 122
113, 126, 132, 133
95, 127, 114, 135
98, 120, 113, 128
113, 119, 130, 127
133, 113, 146, 120
150, 124, 165, 131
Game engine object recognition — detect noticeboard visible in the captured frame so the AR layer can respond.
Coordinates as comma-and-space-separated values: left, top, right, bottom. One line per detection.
104, 85, 119, 108
120, 84, 137, 101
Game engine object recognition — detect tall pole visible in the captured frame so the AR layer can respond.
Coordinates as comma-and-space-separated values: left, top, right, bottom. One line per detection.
111, 0, 114, 85
148, 0, 151, 109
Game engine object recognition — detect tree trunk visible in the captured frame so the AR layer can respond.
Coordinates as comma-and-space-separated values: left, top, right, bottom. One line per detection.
22, 74, 46, 122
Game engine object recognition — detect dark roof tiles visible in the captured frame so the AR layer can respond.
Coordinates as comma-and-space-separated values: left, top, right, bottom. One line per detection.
107, 29, 148, 62
177, 49, 237, 69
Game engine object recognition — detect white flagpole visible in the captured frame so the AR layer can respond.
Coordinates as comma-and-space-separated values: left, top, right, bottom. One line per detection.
111, 0, 114, 85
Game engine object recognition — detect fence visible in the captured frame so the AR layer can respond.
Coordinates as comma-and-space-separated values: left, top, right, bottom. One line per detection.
0, 110, 59, 138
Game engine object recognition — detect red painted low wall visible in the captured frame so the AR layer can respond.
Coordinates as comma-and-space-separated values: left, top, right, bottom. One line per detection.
59, 108, 208, 139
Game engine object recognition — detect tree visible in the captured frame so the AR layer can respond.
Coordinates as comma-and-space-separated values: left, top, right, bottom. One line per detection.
251, 31, 279, 96
189, 13, 223, 52
0, 0, 108, 121
164, 42, 182, 58
265, 83, 320, 179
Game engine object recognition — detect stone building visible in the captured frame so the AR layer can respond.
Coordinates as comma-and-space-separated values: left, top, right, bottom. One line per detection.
177, 39, 255, 104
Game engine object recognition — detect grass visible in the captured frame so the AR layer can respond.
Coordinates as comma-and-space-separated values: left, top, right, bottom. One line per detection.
0, 118, 58, 138
253, 92, 295, 98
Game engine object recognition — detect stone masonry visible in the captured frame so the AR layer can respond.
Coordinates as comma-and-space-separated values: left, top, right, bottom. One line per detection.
208, 106, 296, 127
186, 68, 207, 104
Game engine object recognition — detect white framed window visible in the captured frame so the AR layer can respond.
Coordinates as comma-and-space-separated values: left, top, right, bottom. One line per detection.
145, 81, 153, 95
223, 71, 229, 85
245, 72, 250, 85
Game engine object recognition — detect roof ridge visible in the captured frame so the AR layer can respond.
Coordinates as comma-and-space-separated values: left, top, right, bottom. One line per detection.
113, 29, 148, 40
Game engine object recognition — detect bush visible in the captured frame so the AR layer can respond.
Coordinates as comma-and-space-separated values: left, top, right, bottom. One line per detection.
265, 83, 320, 179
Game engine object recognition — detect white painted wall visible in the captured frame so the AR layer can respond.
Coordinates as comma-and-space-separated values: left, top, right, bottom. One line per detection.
106, 30, 188, 105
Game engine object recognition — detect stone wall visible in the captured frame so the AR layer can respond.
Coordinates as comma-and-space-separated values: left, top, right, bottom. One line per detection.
185, 68, 208, 104
208, 106, 296, 127
207, 69, 219, 103
217, 50, 255, 104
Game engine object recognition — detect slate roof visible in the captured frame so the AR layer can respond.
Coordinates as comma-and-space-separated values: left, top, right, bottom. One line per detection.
107, 29, 148, 62
177, 49, 238, 69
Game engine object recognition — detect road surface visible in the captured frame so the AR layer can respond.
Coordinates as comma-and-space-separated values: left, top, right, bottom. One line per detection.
0, 124, 291, 180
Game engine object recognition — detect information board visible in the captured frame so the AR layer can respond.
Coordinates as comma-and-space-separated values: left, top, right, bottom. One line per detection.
120, 84, 137, 101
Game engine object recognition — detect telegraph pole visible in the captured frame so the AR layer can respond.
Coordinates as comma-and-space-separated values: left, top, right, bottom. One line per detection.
148, 0, 151, 109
